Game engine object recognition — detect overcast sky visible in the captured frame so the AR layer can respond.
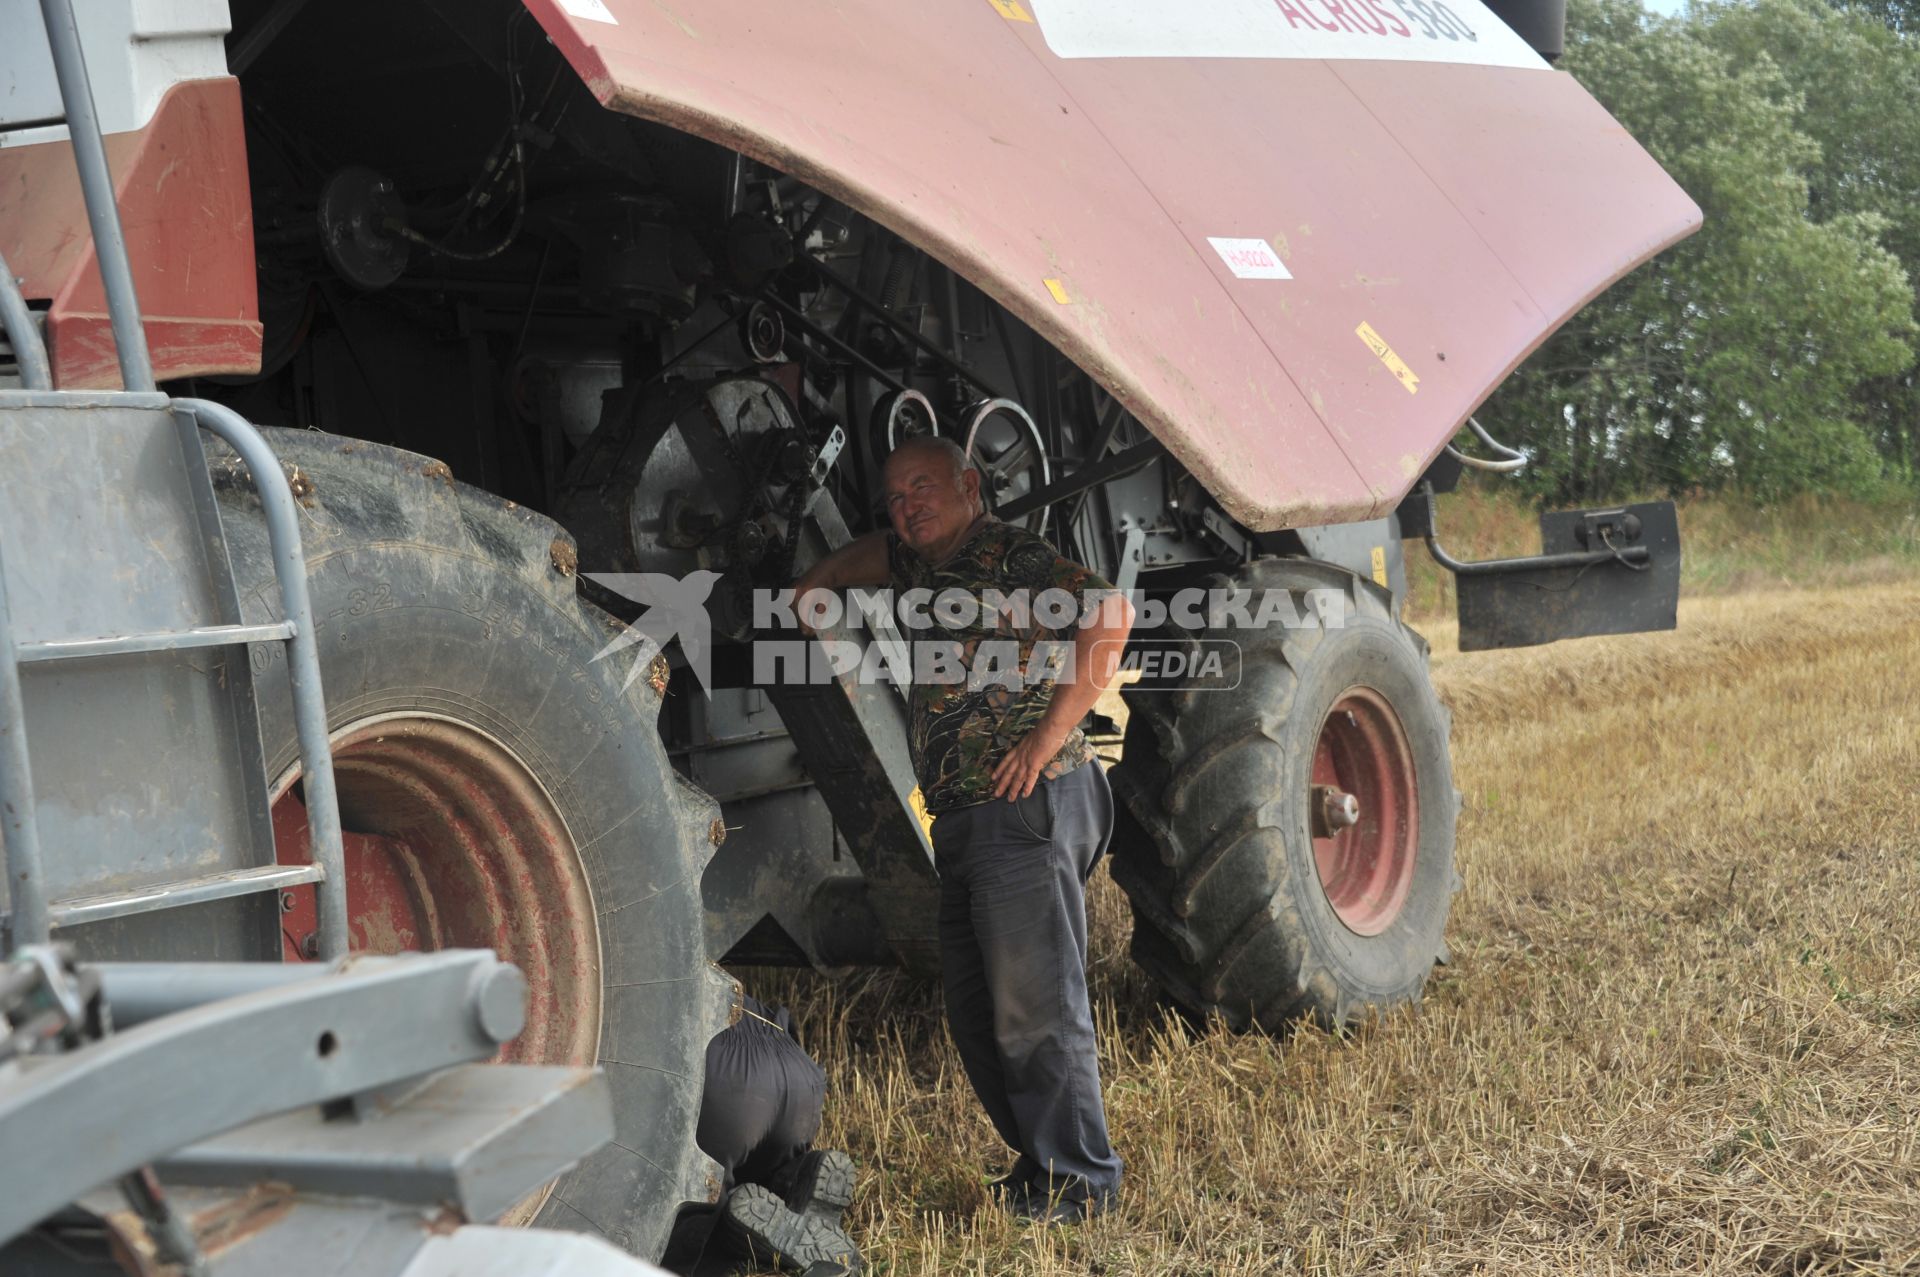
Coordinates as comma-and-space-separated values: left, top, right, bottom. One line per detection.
1640, 0, 1690, 16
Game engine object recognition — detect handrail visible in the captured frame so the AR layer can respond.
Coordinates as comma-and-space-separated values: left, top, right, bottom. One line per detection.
0, 250, 51, 391
2, 5, 346, 963
174, 398, 350, 961
36, 0, 154, 391
0, 553, 51, 946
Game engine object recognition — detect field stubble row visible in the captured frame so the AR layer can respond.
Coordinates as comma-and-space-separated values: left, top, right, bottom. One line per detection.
748, 583, 1920, 1275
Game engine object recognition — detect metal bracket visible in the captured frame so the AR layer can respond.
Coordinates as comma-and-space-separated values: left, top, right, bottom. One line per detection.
1113, 525, 1147, 599
1576, 507, 1648, 568
0, 944, 102, 1062
160, 1062, 612, 1226
1418, 483, 1650, 576
808, 424, 846, 488
0, 950, 526, 1246
1413, 483, 1681, 651
1200, 508, 1251, 564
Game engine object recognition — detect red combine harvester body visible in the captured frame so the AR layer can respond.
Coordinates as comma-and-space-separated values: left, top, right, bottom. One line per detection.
0, 0, 1697, 1262
2, 0, 1697, 526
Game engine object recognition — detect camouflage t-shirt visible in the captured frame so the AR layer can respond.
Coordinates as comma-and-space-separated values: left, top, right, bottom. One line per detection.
886, 517, 1115, 814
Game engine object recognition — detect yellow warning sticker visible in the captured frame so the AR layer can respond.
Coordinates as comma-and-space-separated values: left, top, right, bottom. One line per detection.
989, 0, 1037, 21
1356, 321, 1420, 395
1370, 545, 1388, 587
908, 785, 937, 841
1043, 277, 1073, 304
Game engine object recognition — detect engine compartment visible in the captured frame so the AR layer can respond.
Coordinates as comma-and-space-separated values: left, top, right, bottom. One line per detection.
204, 0, 1257, 595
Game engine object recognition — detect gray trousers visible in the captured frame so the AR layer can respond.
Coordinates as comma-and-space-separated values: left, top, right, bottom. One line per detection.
696, 995, 825, 1194
929, 760, 1124, 1203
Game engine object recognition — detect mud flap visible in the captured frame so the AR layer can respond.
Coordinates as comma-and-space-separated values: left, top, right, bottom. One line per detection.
1446, 501, 1681, 651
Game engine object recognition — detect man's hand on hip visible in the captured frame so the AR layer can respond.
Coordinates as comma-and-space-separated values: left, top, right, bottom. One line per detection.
991, 723, 1068, 802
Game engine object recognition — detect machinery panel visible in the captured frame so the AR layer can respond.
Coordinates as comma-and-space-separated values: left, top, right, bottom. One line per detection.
527, 0, 1700, 531
0, 78, 262, 388
1456, 500, 1681, 650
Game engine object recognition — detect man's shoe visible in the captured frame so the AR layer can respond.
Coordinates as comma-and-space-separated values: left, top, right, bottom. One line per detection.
1014, 1191, 1094, 1225
784, 1149, 856, 1223
724, 1183, 862, 1274
987, 1171, 1029, 1206
1008, 1174, 1109, 1225
986, 1154, 1040, 1205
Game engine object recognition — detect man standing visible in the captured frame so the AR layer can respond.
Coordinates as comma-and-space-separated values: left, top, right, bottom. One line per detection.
791, 436, 1133, 1221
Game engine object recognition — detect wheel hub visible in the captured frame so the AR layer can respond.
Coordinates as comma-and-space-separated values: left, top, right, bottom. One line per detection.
1310, 687, 1419, 936
270, 715, 601, 1067
1311, 785, 1361, 837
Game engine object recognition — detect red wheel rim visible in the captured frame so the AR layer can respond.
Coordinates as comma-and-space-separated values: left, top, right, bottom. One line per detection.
270, 716, 601, 1069
1311, 686, 1419, 936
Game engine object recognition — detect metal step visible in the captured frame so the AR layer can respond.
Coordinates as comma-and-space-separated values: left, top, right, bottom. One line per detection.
44, 863, 325, 929
17, 620, 296, 663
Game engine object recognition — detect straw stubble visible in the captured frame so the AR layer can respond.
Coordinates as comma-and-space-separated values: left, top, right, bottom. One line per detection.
744, 584, 1920, 1275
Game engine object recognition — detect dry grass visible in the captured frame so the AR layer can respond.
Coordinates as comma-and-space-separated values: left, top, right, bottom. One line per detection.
743, 581, 1920, 1275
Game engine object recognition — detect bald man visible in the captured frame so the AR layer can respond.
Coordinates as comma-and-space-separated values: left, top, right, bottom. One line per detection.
792, 436, 1134, 1221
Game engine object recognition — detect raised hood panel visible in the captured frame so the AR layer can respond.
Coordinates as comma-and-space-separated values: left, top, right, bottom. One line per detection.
528, 0, 1699, 531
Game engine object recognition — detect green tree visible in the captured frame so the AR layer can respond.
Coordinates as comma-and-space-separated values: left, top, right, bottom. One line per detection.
1697, 0, 1920, 476
1480, 0, 1916, 501
1833, 0, 1918, 36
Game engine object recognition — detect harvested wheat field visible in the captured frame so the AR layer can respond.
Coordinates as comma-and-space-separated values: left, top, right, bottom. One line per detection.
748, 583, 1920, 1275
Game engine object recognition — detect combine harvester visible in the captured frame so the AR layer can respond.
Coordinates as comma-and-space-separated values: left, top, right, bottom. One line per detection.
0, 0, 1695, 1266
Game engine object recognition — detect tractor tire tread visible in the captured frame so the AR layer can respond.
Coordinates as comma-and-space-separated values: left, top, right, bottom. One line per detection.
1109, 558, 1454, 1032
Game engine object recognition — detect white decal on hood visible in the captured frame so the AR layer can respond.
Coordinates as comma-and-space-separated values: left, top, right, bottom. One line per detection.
1029, 0, 1546, 70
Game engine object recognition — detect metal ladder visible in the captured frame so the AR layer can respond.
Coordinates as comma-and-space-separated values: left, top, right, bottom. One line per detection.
0, 22, 657, 1273
0, 0, 347, 959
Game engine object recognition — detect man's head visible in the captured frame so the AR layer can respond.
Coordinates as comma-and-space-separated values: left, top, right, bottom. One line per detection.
883, 435, 984, 561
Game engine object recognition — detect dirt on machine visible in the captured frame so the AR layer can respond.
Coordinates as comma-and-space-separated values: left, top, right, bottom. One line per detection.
0, 0, 1696, 1267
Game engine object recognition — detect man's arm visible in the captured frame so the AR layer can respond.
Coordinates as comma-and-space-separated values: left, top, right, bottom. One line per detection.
989, 591, 1136, 801
792, 530, 892, 634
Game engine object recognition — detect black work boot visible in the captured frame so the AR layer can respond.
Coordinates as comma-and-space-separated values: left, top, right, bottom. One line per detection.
784, 1149, 856, 1224
723, 1183, 862, 1274
1009, 1173, 1108, 1225
986, 1154, 1040, 1206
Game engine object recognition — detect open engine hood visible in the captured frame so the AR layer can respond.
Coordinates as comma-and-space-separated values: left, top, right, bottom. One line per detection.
528, 0, 1699, 530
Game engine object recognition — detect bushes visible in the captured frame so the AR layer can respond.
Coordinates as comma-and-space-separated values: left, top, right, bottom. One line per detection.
1477, 0, 1920, 505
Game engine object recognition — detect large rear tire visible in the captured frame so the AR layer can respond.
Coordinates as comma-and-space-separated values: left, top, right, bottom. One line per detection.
211, 430, 733, 1260
1109, 558, 1460, 1030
